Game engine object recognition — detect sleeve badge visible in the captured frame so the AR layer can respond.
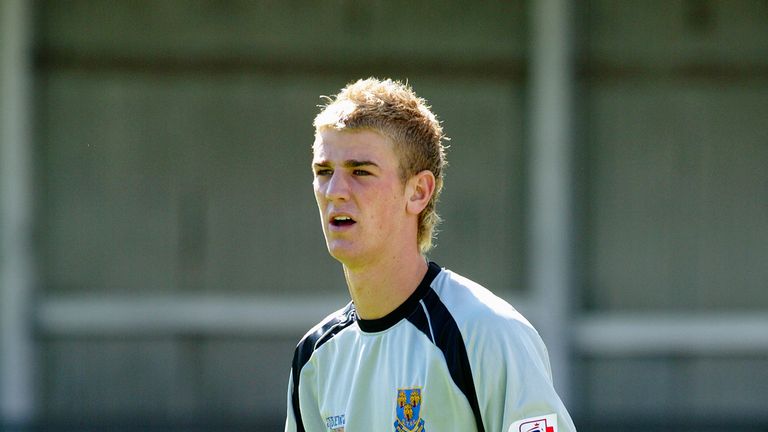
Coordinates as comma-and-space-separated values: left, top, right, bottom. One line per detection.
509, 413, 557, 432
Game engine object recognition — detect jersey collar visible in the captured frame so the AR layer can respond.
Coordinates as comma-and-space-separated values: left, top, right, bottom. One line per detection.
355, 261, 442, 333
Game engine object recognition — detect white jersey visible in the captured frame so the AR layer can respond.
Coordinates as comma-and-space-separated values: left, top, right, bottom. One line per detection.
285, 262, 577, 432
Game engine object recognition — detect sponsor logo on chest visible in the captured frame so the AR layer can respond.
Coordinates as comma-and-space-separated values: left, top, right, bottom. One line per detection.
325, 413, 345, 432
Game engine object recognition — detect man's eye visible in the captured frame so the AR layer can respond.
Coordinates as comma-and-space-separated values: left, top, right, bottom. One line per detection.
315, 169, 332, 176
353, 169, 371, 176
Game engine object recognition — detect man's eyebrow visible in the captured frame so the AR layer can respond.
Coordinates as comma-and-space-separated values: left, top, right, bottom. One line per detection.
312, 160, 379, 168
344, 160, 379, 168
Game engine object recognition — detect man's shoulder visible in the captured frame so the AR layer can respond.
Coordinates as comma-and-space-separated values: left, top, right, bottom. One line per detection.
432, 266, 537, 336
292, 303, 356, 369
433, 266, 551, 372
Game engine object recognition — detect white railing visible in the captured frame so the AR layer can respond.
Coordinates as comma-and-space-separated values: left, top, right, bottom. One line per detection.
36, 297, 768, 356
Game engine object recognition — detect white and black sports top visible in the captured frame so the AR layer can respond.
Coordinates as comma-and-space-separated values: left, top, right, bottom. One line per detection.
285, 262, 576, 432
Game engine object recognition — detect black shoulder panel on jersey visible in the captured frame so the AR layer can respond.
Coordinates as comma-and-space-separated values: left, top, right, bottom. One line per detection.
290, 303, 356, 432
417, 285, 486, 432
406, 302, 434, 343
404, 263, 442, 342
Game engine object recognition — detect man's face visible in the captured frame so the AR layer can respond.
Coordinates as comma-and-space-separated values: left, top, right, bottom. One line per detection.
312, 128, 412, 268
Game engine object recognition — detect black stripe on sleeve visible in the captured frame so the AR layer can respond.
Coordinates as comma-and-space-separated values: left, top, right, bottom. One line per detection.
290, 303, 356, 432
419, 287, 486, 432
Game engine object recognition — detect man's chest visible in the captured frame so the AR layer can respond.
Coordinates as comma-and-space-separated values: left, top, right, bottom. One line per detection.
306, 327, 477, 432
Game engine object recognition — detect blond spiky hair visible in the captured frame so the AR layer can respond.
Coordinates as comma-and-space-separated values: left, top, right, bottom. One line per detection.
314, 77, 448, 254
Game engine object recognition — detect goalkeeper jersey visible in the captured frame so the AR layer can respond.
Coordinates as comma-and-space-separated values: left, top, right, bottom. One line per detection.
285, 262, 576, 432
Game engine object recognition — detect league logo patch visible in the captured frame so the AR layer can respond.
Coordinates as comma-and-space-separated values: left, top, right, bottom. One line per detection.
509, 413, 557, 432
394, 387, 425, 432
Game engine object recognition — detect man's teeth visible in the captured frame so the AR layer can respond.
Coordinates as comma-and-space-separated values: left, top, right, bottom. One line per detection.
332, 216, 355, 226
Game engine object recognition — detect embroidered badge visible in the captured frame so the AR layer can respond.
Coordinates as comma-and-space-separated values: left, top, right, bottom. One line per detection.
394, 387, 425, 432
509, 413, 557, 432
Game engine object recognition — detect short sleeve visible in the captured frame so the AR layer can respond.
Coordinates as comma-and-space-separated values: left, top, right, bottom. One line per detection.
467, 316, 577, 432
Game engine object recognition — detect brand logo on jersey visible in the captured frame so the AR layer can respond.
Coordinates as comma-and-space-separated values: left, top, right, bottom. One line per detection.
325, 413, 345, 432
510, 413, 557, 432
394, 387, 425, 432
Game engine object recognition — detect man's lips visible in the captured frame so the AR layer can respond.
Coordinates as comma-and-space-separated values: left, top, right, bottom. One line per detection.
329, 214, 357, 228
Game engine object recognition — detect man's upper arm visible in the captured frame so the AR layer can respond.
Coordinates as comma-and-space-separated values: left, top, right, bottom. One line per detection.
469, 317, 577, 432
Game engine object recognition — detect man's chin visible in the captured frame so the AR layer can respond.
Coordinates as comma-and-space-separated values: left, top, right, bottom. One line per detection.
327, 244, 365, 267
328, 248, 354, 263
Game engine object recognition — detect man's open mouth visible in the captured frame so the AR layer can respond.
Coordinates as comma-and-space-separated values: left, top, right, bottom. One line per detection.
330, 216, 356, 227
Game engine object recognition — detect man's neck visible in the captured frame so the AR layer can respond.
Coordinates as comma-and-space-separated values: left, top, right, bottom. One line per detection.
343, 253, 428, 320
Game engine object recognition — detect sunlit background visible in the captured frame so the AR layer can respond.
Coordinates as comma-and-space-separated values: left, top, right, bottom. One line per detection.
2, 1, 767, 431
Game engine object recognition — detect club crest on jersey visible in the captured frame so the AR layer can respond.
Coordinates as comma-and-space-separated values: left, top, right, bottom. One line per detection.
394, 387, 425, 432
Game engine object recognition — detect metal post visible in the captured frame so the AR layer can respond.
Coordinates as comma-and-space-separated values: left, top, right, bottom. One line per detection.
1, 0, 35, 425
527, 0, 575, 404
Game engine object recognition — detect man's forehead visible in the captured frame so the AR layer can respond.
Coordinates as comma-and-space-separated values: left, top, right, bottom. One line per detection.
313, 127, 390, 144
312, 128, 396, 162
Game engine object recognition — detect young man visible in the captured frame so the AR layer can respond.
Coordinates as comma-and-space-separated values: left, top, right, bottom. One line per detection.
285, 78, 576, 432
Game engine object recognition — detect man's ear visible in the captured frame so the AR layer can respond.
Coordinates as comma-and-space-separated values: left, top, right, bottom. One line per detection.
406, 170, 436, 215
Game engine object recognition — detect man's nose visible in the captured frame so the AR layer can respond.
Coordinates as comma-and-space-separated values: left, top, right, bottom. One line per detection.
325, 171, 350, 201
